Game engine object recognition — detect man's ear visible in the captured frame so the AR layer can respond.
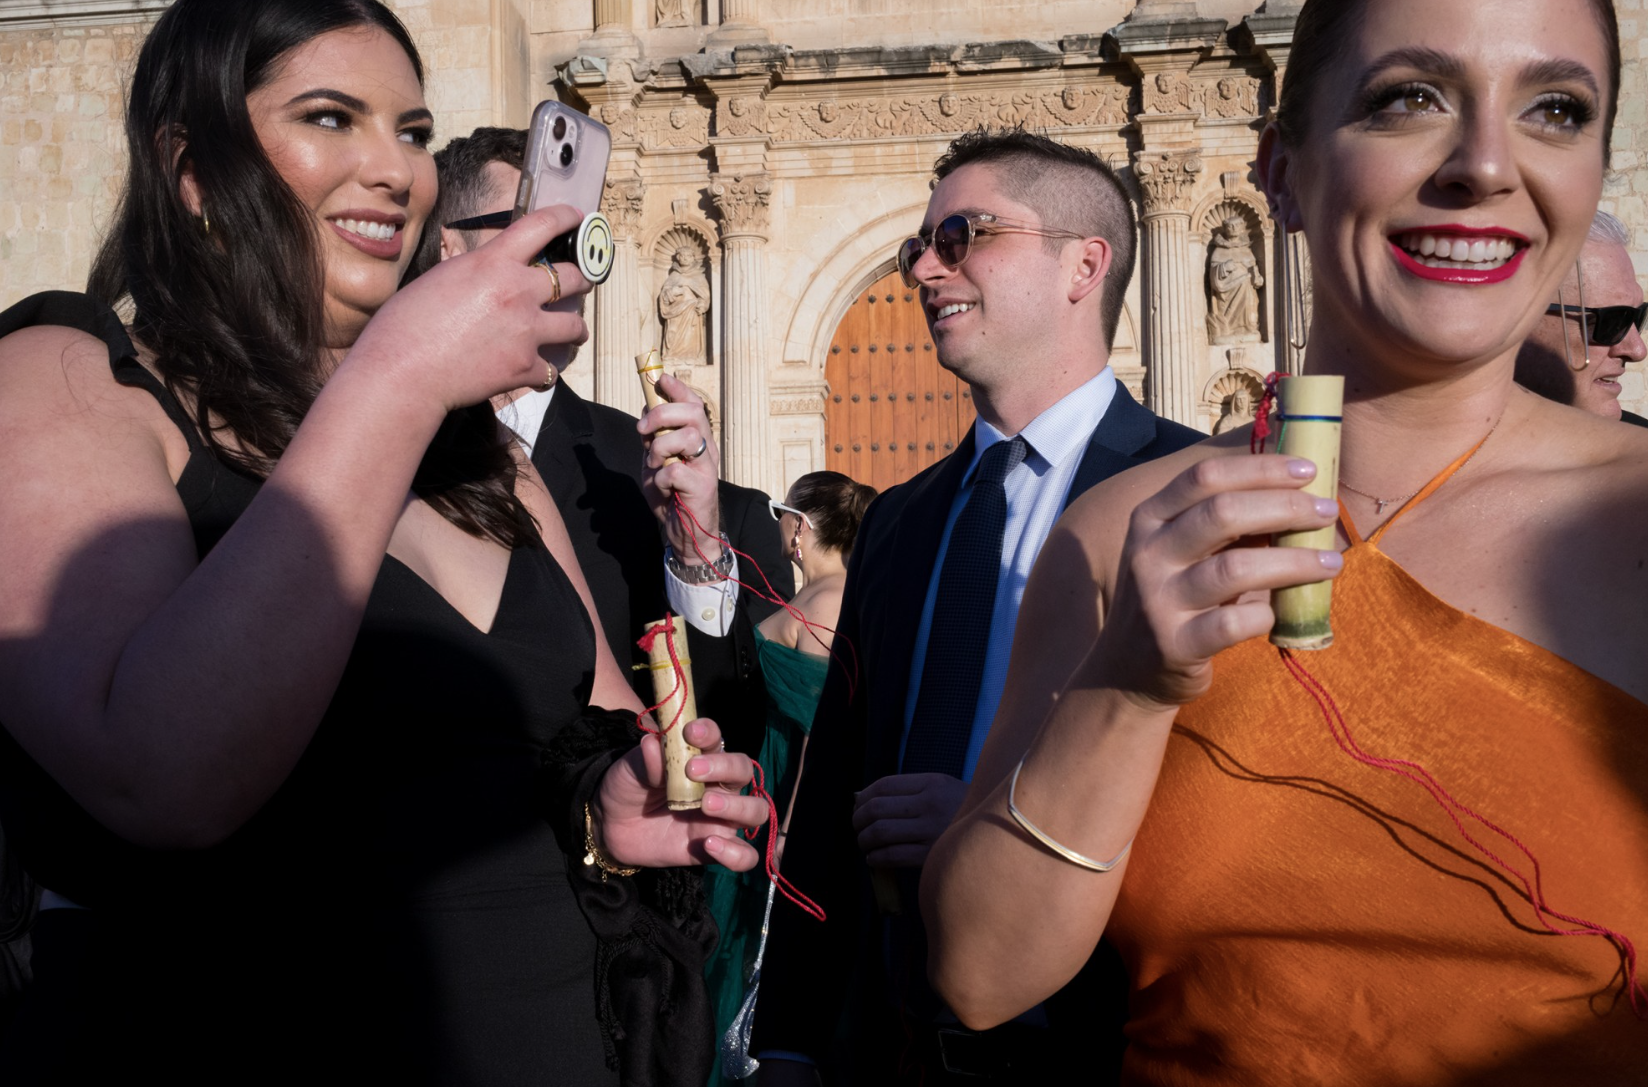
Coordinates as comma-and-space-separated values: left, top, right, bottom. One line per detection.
1255, 124, 1303, 234
1067, 235, 1113, 306
439, 226, 467, 262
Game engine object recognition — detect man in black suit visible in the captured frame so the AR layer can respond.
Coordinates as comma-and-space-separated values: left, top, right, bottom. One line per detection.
413, 128, 793, 748
754, 131, 1202, 1086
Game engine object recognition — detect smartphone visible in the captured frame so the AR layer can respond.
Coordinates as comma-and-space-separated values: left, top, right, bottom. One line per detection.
514, 101, 614, 369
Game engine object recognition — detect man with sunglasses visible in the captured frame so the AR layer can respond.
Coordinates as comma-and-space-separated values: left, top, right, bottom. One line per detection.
755, 130, 1201, 1087
1515, 211, 1648, 426
408, 127, 795, 751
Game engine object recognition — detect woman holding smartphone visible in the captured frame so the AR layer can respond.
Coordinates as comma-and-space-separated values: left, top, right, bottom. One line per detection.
0, 1, 762, 1082
923, 0, 1648, 1081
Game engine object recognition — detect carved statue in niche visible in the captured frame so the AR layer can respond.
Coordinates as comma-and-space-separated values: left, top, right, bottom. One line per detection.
655, 0, 694, 27
1209, 367, 1266, 435
1207, 216, 1265, 343
658, 245, 711, 364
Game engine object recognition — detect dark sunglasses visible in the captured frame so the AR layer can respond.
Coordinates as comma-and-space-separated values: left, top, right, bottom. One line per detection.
896, 212, 1083, 289
1546, 302, 1648, 347
445, 211, 515, 231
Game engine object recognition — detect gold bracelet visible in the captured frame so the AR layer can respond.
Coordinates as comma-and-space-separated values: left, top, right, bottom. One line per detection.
583, 802, 641, 882
1005, 758, 1132, 873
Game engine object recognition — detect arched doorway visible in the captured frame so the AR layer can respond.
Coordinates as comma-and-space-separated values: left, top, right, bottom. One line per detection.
824, 269, 974, 492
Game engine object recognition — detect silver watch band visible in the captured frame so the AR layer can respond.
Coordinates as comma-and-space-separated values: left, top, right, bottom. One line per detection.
667, 535, 733, 584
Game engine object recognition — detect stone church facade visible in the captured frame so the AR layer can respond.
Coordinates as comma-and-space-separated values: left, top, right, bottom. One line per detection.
3, 0, 1647, 496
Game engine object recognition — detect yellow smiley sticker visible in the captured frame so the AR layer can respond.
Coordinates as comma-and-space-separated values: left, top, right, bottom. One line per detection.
577, 211, 614, 285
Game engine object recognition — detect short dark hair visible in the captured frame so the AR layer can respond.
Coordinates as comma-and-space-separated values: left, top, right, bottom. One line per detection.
1276, 0, 1620, 164
406, 126, 526, 281
932, 128, 1138, 349
787, 471, 877, 557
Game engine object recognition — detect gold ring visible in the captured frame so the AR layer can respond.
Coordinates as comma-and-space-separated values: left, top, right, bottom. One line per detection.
537, 362, 557, 392
539, 260, 561, 305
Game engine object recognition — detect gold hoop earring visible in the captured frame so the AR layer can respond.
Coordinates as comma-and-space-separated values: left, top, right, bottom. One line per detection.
791, 527, 804, 565
201, 208, 211, 235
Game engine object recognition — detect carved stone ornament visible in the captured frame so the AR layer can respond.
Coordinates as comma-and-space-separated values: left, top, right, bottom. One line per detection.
1206, 213, 1265, 344
596, 101, 638, 144
1135, 149, 1204, 213
640, 101, 710, 149
601, 177, 646, 234
655, 0, 695, 28
1200, 75, 1260, 119
1143, 71, 1194, 114
719, 94, 768, 137
1207, 364, 1266, 435
658, 245, 711, 365
710, 172, 772, 237
765, 85, 1129, 143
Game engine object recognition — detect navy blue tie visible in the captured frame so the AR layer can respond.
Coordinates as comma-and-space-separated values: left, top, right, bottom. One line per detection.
902, 435, 1029, 777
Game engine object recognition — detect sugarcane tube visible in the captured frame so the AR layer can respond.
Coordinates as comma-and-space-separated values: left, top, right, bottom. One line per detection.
645, 615, 705, 810
635, 350, 683, 465
1269, 375, 1343, 650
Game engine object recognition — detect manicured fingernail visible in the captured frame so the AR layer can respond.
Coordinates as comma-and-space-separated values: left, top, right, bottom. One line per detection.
704, 834, 723, 854
688, 758, 706, 777
703, 791, 724, 813
1318, 550, 1344, 571
1313, 498, 1338, 518
1287, 459, 1316, 478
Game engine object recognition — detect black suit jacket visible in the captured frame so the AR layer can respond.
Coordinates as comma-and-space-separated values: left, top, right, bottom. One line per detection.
753, 381, 1202, 1074
530, 385, 794, 751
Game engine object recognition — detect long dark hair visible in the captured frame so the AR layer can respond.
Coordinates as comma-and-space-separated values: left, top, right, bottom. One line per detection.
1276, 0, 1621, 165
88, 0, 529, 547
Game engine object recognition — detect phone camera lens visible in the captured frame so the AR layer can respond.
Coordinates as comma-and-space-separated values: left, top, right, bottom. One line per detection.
559, 143, 574, 167
552, 116, 567, 140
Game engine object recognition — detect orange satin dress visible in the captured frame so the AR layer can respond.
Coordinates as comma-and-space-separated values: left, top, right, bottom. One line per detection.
1105, 455, 1648, 1086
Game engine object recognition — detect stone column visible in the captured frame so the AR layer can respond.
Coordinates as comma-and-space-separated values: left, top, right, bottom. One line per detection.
708, 0, 768, 46
710, 171, 774, 494
594, 176, 648, 416
1136, 149, 1205, 427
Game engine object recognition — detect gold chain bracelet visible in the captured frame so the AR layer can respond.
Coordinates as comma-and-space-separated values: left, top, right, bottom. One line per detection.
583, 802, 641, 882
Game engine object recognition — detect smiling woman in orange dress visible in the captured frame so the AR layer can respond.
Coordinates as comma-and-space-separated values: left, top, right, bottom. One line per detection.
921, 1, 1648, 1083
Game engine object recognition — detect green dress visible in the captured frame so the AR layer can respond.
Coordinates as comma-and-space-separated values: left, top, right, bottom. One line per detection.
704, 626, 830, 1084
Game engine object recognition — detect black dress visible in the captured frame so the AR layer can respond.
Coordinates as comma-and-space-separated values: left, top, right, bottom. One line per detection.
0, 293, 618, 1085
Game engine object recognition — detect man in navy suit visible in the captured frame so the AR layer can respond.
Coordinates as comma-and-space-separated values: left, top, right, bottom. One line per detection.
411, 128, 794, 749
755, 130, 1202, 1086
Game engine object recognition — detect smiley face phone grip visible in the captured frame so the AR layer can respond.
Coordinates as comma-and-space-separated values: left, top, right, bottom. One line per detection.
535, 211, 614, 285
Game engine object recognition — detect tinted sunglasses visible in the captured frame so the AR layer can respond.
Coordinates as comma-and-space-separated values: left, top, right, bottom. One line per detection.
1546, 302, 1648, 347
445, 211, 515, 231
768, 499, 813, 530
896, 212, 1083, 289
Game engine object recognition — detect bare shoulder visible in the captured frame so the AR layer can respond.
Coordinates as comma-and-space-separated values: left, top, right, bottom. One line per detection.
0, 323, 180, 450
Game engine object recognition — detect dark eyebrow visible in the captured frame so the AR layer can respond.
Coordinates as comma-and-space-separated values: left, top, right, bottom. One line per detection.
281, 91, 434, 128
1360, 47, 1466, 85
919, 205, 992, 231
1518, 58, 1601, 100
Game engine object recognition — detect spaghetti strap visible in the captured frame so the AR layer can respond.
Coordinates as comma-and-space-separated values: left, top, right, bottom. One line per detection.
1365, 431, 1493, 547
1338, 499, 1365, 548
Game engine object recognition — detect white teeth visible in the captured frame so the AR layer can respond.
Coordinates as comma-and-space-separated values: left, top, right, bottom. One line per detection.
1395, 231, 1518, 266
334, 218, 396, 242
935, 302, 974, 320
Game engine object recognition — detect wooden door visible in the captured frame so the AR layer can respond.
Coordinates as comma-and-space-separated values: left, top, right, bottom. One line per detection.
824, 269, 974, 492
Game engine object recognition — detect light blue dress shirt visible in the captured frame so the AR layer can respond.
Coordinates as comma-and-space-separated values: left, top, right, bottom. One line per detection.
897, 367, 1118, 781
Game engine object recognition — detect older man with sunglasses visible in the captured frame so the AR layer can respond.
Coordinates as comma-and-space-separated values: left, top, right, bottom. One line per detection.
754, 129, 1200, 1087
1516, 210, 1648, 426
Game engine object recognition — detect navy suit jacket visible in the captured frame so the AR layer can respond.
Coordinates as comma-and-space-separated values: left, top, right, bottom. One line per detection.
753, 380, 1202, 1073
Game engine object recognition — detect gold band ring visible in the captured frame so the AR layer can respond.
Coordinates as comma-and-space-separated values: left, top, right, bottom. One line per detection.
538, 260, 562, 305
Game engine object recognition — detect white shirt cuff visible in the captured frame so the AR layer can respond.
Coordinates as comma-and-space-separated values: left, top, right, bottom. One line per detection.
664, 550, 740, 636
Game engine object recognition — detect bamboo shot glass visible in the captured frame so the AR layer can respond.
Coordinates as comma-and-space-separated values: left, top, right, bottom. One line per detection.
1269, 374, 1343, 650
643, 614, 706, 811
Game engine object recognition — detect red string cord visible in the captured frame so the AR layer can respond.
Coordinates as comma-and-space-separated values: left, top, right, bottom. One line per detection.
637, 492, 852, 921
1249, 380, 1644, 1014
1278, 648, 1645, 1015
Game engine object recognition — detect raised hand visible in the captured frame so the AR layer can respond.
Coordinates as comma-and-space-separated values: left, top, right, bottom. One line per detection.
1095, 451, 1341, 710
346, 204, 593, 413
639, 372, 724, 561
594, 718, 769, 870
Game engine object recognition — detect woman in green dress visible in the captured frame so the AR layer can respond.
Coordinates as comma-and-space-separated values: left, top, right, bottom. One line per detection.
706, 471, 876, 1084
